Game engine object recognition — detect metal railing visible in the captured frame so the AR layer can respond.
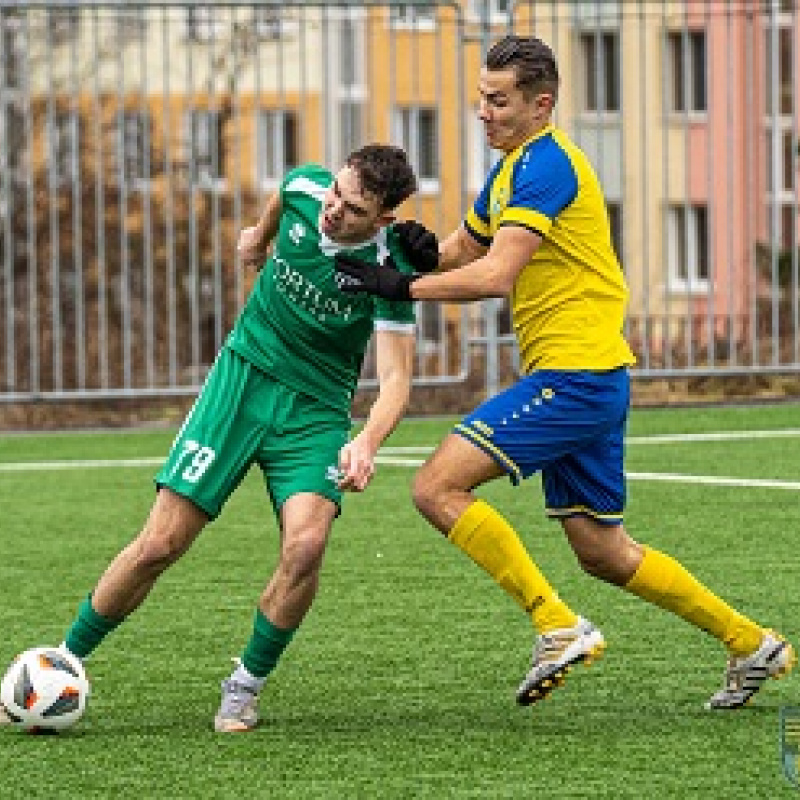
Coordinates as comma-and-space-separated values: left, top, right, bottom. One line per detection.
0, 1, 797, 404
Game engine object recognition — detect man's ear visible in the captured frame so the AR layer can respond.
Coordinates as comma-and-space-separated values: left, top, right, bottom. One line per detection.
376, 212, 396, 229
536, 91, 555, 117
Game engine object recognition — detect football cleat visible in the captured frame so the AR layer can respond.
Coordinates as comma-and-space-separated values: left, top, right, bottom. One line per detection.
516, 617, 605, 706
704, 631, 796, 710
213, 678, 259, 733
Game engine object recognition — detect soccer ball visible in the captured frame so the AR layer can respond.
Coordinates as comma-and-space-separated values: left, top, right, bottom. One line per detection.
0, 647, 90, 733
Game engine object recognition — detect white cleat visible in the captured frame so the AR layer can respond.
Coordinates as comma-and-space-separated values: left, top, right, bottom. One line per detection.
705, 631, 796, 710
213, 678, 259, 733
516, 617, 606, 706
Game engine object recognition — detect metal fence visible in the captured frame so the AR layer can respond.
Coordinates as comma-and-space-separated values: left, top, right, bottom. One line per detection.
0, 0, 798, 404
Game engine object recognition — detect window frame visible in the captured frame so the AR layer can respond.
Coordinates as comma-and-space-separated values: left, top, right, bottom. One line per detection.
116, 110, 153, 191
183, 7, 224, 43
667, 203, 710, 293
255, 108, 299, 190
468, 110, 501, 193
392, 105, 440, 193
46, 110, 81, 188
387, 4, 437, 30
666, 29, 708, 116
185, 109, 226, 191
579, 30, 621, 116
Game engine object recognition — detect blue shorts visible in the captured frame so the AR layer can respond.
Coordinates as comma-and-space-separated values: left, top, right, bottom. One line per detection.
455, 369, 630, 524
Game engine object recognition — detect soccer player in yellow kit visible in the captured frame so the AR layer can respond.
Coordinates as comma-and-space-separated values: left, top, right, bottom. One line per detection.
335, 35, 795, 710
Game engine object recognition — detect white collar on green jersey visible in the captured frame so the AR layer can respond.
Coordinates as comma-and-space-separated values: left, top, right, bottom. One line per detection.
319, 226, 390, 264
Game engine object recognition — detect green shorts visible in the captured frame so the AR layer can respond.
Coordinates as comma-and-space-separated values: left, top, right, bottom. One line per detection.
156, 347, 350, 519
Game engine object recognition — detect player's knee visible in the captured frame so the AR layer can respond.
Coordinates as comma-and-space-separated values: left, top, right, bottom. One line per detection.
574, 547, 636, 586
280, 528, 327, 581
132, 531, 186, 574
574, 550, 609, 579
411, 471, 438, 521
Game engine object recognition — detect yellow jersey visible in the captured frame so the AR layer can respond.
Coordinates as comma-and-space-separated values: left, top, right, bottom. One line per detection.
465, 124, 635, 372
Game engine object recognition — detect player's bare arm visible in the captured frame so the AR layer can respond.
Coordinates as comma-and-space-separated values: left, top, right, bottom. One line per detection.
237, 190, 282, 269
412, 224, 541, 301
338, 330, 414, 492
437, 224, 489, 272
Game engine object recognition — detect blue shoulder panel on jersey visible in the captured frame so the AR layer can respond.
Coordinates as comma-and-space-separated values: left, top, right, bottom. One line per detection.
510, 136, 578, 220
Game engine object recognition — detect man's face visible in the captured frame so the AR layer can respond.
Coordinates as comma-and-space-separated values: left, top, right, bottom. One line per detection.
320, 165, 393, 244
477, 66, 551, 153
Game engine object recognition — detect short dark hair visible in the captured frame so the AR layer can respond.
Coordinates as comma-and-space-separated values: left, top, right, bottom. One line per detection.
345, 144, 417, 211
485, 35, 559, 102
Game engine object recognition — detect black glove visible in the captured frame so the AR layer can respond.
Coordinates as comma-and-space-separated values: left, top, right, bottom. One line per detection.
335, 254, 416, 301
393, 220, 439, 273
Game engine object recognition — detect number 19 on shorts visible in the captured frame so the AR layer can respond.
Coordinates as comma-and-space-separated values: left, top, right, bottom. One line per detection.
169, 439, 216, 483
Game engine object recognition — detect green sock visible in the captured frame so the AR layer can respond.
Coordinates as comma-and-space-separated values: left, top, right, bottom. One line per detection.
241, 610, 296, 679
63, 595, 122, 659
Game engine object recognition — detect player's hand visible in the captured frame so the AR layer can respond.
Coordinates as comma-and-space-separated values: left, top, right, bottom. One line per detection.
335, 254, 416, 301
393, 221, 439, 273
337, 438, 376, 492
237, 226, 268, 269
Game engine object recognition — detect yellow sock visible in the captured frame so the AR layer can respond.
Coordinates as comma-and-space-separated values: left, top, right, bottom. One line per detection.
448, 499, 578, 634
624, 547, 764, 656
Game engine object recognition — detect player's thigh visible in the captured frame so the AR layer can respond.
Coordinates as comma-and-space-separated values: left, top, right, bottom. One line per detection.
417, 432, 506, 492
279, 492, 338, 564
258, 389, 350, 515
454, 372, 605, 486
138, 486, 210, 557
156, 349, 265, 518
541, 372, 629, 523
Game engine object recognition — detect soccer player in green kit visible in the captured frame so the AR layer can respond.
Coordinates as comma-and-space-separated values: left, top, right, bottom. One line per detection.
0, 145, 438, 733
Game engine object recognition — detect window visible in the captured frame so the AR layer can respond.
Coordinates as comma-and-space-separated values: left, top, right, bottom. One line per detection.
768, 205, 797, 252
253, 7, 297, 40
580, 31, 620, 113
46, 112, 80, 187
185, 110, 224, 188
256, 109, 298, 188
117, 111, 151, 188
606, 201, 623, 265
667, 204, 709, 290
339, 16, 360, 88
767, 203, 800, 253
1, 11, 22, 90
48, 7, 80, 46
389, 4, 436, 28
766, 128, 796, 195
184, 7, 223, 42
0, 105, 25, 180
337, 101, 363, 169
468, 0, 511, 21
393, 107, 439, 190
115, 9, 147, 42
668, 30, 707, 114
765, 26, 794, 116
469, 111, 501, 192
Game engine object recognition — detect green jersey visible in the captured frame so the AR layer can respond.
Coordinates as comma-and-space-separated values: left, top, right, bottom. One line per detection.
227, 164, 416, 414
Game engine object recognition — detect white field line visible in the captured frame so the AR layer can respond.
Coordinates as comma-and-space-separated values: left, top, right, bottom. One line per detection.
379, 428, 800, 453
0, 429, 799, 490
0, 458, 163, 472
372, 457, 800, 491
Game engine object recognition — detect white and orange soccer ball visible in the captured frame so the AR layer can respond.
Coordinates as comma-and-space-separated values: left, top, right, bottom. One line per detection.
1, 647, 89, 733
